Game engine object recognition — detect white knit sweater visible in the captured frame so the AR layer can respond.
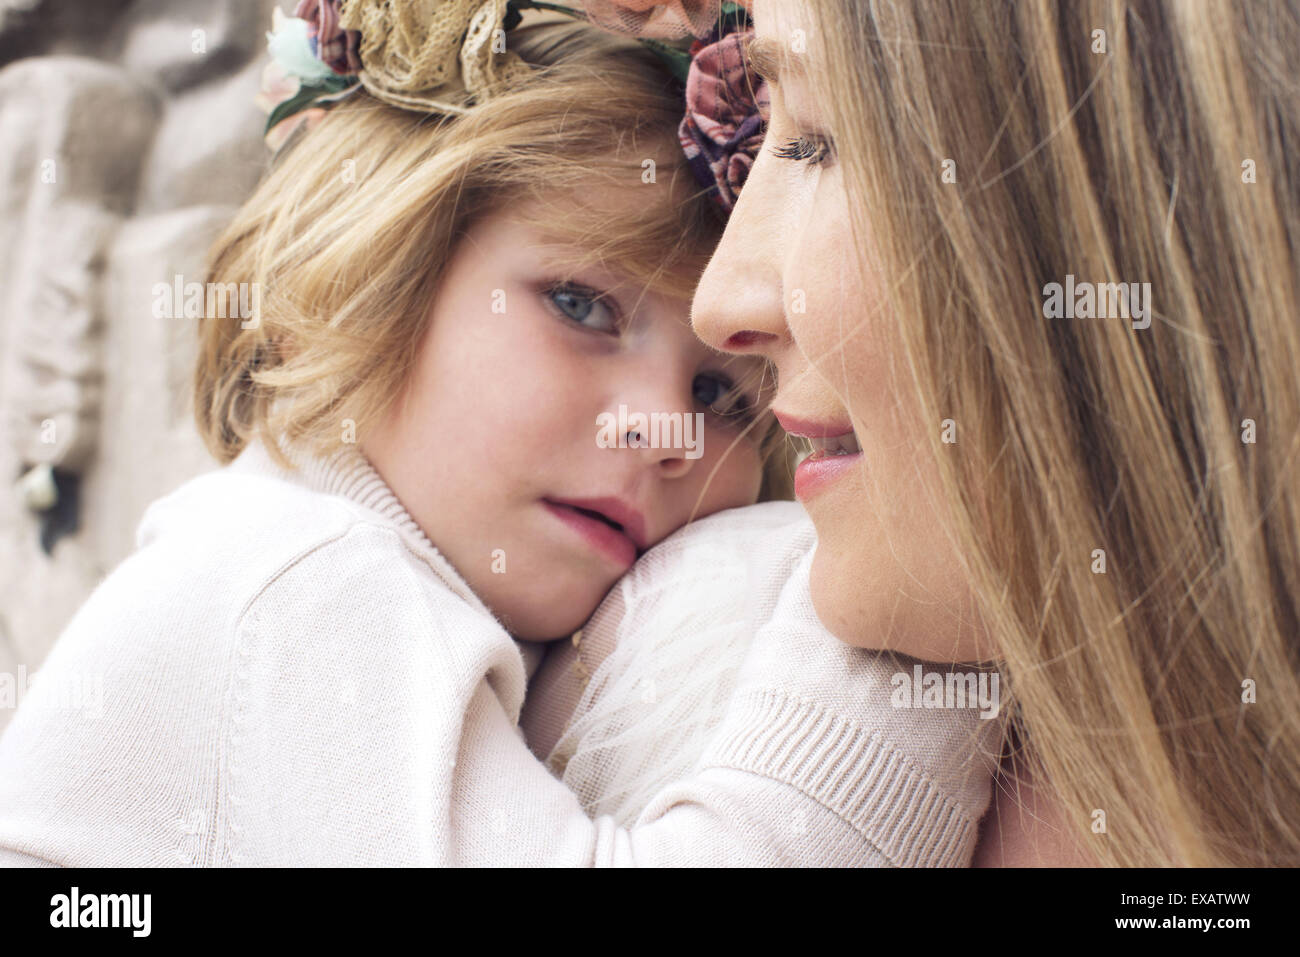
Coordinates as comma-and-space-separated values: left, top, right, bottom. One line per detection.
0, 438, 999, 866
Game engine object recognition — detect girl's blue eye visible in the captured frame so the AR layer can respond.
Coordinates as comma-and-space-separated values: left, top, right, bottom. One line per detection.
547, 283, 619, 333
694, 373, 756, 425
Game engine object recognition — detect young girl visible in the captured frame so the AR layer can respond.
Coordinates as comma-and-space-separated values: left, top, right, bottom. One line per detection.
0, 11, 999, 866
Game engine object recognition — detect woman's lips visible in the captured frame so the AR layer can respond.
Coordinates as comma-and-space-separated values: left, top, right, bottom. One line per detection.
543, 500, 638, 567
794, 449, 864, 500
775, 408, 864, 499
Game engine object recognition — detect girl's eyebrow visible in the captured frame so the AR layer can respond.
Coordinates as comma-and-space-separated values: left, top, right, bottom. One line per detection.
534, 251, 625, 293
746, 34, 803, 84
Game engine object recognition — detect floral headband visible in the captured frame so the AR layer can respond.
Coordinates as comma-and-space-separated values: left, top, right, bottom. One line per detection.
258, 0, 768, 211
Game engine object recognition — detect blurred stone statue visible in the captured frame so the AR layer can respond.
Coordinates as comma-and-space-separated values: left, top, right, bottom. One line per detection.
0, 0, 282, 729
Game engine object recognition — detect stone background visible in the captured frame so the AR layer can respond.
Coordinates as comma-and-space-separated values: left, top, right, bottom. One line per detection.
0, 0, 283, 731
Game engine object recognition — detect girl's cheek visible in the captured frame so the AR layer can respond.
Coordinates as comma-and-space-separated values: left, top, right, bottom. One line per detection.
709, 430, 765, 506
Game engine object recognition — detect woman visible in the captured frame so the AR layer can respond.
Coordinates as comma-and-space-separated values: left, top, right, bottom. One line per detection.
689, 0, 1300, 866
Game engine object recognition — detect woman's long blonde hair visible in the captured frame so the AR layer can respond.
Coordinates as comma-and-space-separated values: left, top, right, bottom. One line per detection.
196, 17, 795, 501
811, 0, 1299, 865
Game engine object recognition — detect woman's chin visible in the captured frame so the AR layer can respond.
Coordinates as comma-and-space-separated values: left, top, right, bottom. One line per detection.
807, 545, 880, 649
808, 539, 994, 663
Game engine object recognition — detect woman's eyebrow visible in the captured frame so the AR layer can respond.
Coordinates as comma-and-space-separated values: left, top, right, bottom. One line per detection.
746, 34, 802, 83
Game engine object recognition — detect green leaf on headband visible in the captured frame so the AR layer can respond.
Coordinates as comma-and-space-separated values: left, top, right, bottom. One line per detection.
509, 1, 587, 22
641, 38, 692, 85
265, 73, 356, 135
718, 2, 752, 30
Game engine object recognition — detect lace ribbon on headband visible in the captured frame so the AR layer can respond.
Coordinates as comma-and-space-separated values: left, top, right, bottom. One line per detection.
260, 1, 765, 210
337, 0, 532, 113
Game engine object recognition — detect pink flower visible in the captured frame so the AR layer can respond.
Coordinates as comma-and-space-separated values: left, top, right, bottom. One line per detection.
293, 0, 362, 75
265, 106, 327, 151
254, 57, 301, 115
677, 30, 770, 210
581, 0, 720, 39
255, 59, 327, 151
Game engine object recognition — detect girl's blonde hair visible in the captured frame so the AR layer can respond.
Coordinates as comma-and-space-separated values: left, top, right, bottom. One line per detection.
196, 17, 795, 502
811, 0, 1299, 865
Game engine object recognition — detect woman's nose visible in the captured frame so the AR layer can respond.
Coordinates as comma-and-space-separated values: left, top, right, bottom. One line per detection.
691, 151, 787, 358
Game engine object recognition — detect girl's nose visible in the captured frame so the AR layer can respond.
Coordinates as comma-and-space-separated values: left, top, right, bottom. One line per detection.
607, 375, 703, 478
647, 435, 694, 479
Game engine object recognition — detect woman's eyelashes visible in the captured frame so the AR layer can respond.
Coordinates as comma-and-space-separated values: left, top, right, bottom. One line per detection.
770, 133, 834, 166
544, 281, 621, 334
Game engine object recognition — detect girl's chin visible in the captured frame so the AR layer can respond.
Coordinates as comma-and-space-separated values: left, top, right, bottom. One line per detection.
491, 585, 611, 642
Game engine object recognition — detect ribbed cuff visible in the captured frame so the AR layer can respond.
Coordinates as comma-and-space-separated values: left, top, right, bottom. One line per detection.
703, 688, 977, 867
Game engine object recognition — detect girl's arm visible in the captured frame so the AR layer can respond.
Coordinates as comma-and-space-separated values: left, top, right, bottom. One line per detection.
217, 528, 985, 866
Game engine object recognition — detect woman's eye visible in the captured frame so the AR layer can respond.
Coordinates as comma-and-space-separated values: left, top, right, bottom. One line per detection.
546, 283, 619, 334
693, 373, 756, 425
770, 134, 833, 166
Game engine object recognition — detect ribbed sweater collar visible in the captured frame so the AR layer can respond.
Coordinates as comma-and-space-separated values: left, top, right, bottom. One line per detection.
228, 436, 497, 622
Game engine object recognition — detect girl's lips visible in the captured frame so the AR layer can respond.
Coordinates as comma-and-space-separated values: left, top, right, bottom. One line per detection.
543, 500, 638, 567
794, 449, 863, 500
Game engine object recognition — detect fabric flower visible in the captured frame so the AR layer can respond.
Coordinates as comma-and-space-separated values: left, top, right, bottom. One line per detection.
256, 6, 361, 151
338, 0, 531, 114
266, 6, 336, 83
677, 28, 770, 211
254, 57, 300, 114
255, 57, 330, 150
293, 0, 362, 75
265, 105, 327, 151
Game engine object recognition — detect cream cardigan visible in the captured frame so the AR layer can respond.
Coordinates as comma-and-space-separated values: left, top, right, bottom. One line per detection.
0, 438, 997, 866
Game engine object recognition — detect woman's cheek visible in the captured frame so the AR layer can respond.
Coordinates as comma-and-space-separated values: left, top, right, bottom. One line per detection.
794, 175, 895, 412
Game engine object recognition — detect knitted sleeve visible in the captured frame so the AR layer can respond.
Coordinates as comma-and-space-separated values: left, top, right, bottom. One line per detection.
213, 519, 898, 865
219, 513, 1001, 866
